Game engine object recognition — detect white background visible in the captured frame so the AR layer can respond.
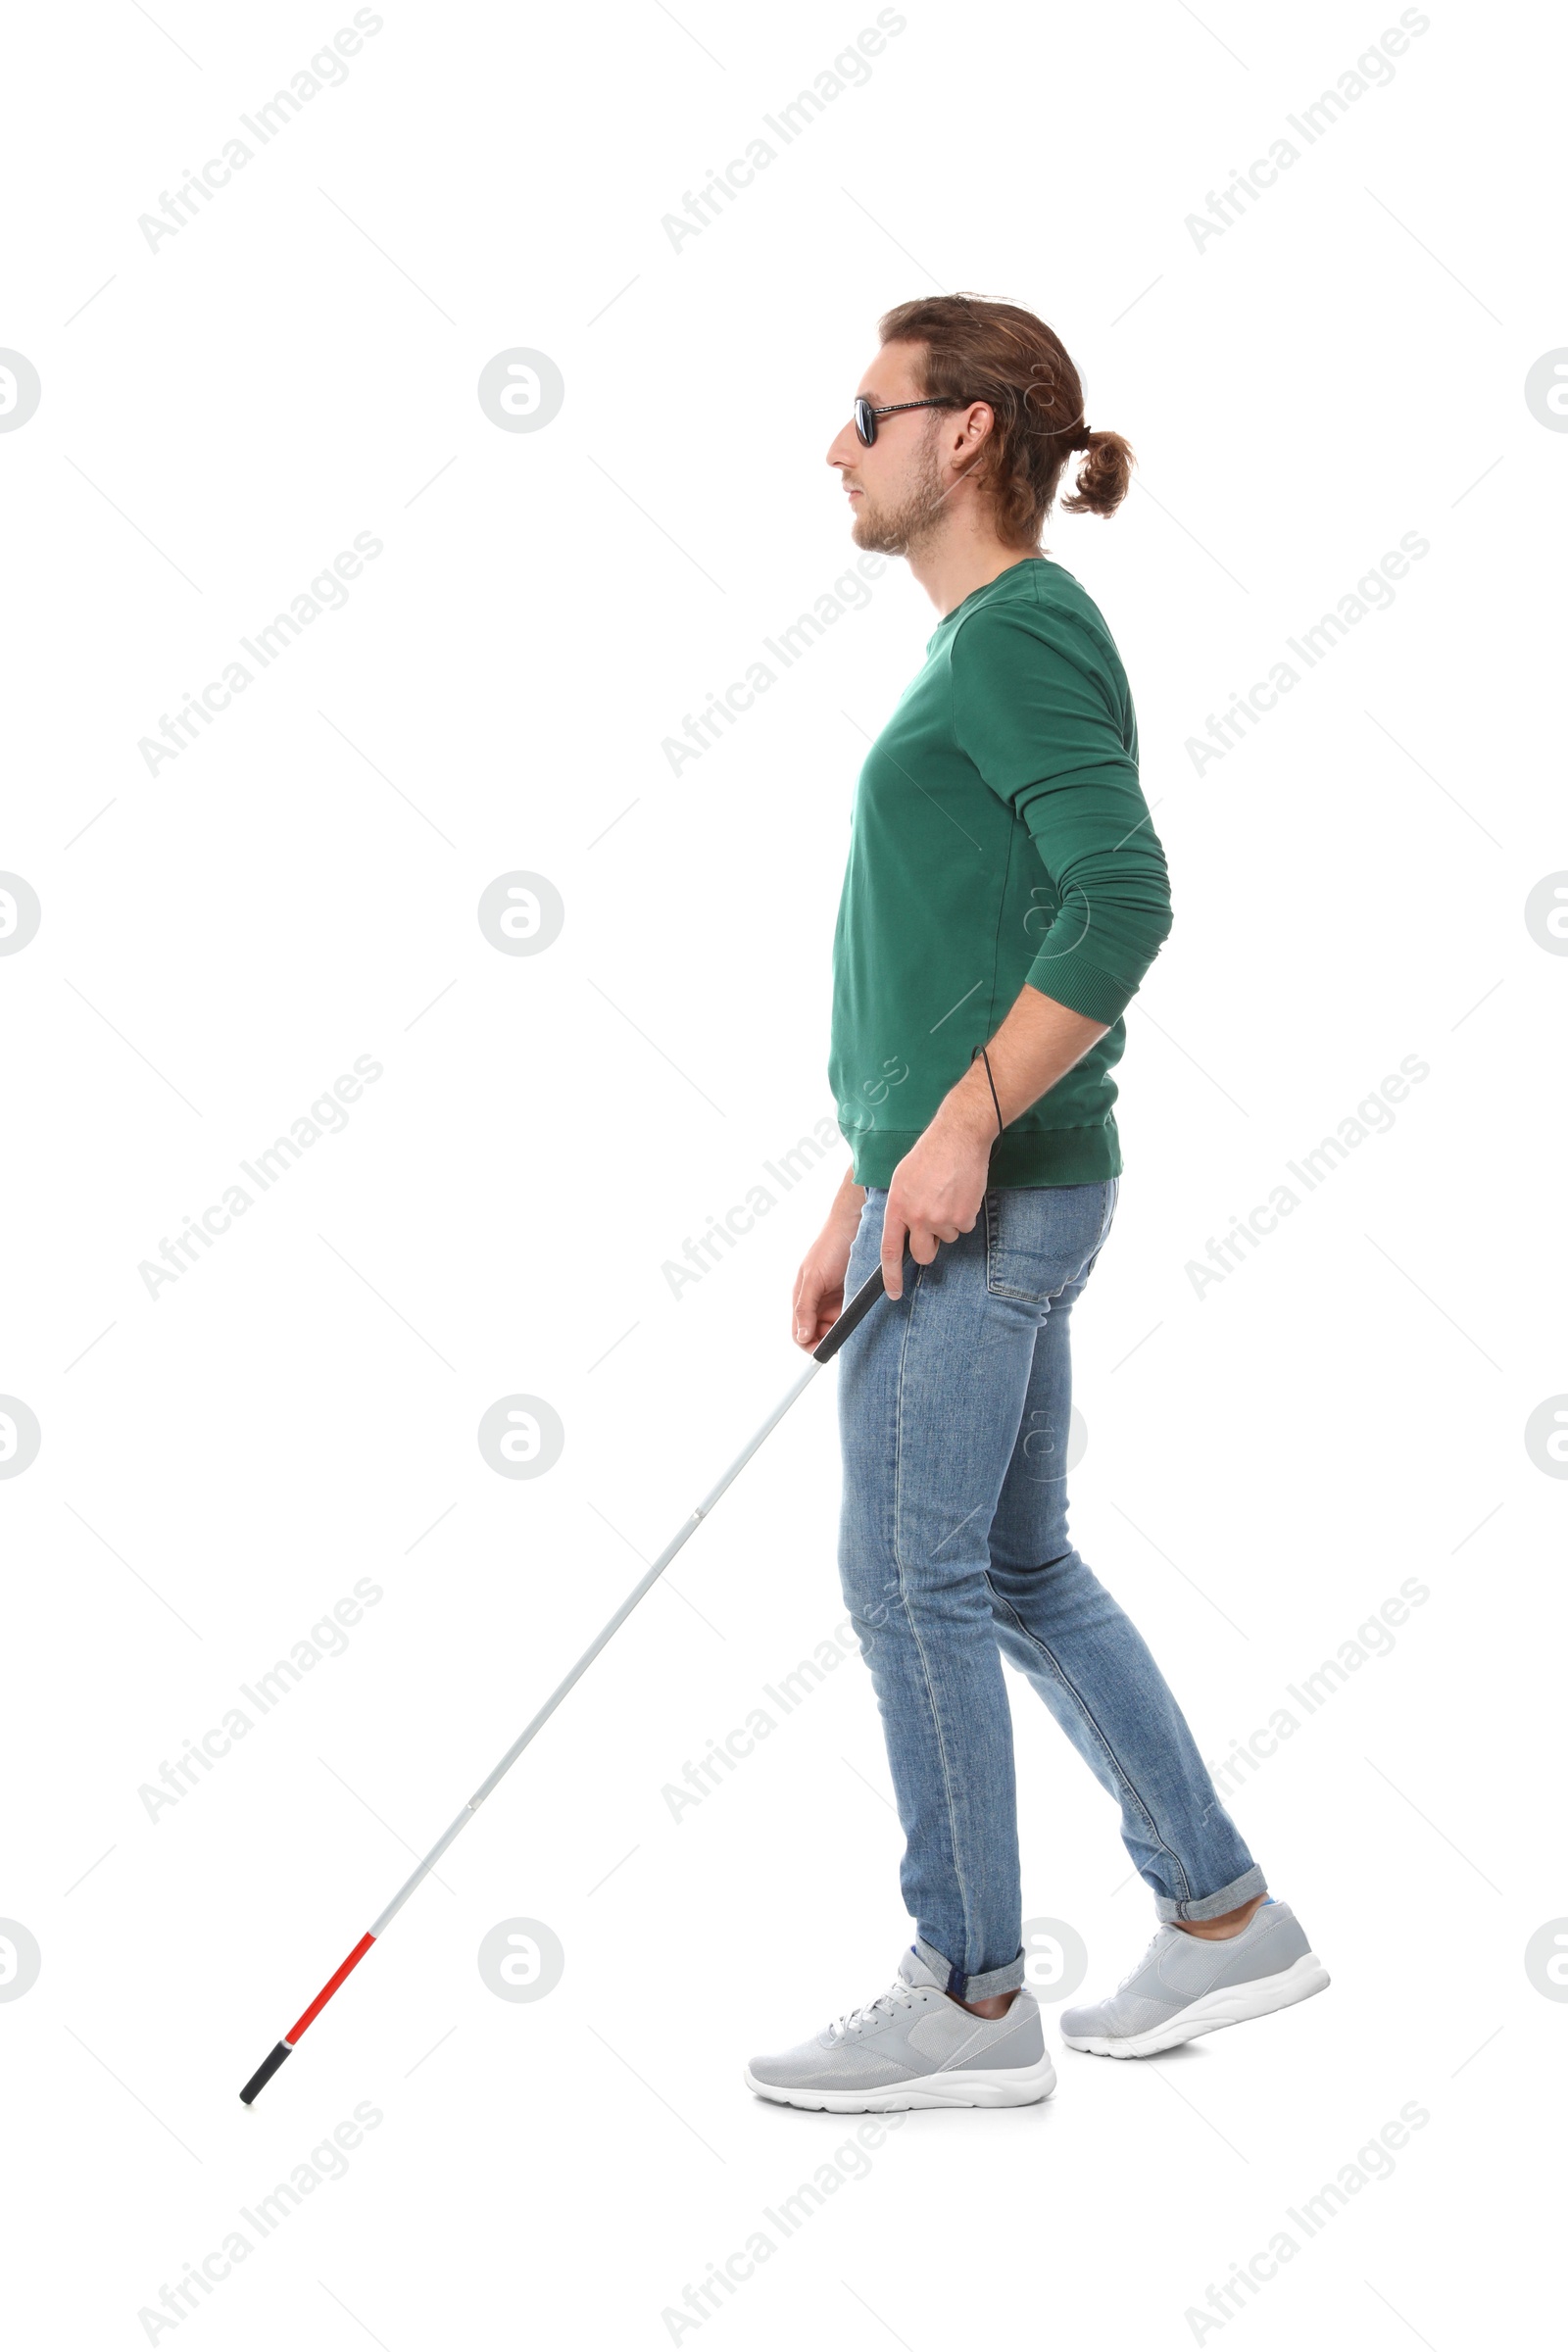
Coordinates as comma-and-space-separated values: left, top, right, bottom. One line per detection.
2, 0, 1564, 2344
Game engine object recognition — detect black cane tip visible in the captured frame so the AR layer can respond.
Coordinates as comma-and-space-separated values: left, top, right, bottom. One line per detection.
239, 2040, 292, 2104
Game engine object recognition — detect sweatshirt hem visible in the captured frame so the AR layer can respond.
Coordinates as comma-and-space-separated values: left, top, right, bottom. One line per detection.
846, 1122, 1122, 1190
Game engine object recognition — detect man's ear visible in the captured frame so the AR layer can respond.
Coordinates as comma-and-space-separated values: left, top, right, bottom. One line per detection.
946, 403, 996, 490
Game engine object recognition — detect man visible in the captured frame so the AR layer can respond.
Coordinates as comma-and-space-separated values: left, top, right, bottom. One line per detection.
745, 296, 1327, 2112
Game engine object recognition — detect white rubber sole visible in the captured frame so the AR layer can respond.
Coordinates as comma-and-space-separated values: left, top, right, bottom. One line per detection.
1062, 1951, 1331, 2059
744, 2049, 1057, 2113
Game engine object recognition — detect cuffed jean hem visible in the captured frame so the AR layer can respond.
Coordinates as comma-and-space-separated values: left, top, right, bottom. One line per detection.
914, 1936, 1027, 2002
1152, 1864, 1268, 1925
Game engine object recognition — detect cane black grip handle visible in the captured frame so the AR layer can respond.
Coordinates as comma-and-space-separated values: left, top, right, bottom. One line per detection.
812, 1261, 895, 1363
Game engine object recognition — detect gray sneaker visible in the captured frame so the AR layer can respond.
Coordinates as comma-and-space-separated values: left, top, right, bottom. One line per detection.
1061, 1899, 1329, 2059
745, 1946, 1056, 2112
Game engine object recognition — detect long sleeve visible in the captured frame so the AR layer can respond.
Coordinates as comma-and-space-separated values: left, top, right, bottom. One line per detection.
949, 604, 1173, 1024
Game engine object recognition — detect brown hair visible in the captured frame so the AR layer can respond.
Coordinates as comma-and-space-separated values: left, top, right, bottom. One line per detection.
877, 293, 1134, 545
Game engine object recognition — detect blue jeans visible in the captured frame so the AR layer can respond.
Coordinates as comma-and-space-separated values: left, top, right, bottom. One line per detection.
837, 1181, 1265, 2000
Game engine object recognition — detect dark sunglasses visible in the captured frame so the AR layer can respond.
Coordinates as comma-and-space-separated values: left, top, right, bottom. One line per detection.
853, 395, 964, 447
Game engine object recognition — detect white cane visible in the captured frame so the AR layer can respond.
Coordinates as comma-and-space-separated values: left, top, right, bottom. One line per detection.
238, 1259, 893, 2102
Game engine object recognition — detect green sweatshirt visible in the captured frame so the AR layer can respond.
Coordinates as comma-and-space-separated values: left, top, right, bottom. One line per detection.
828, 554, 1173, 1189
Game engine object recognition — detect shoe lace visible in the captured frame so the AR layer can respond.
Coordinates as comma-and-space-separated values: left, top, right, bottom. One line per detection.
1115, 1929, 1171, 1992
824, 1977, 914, 2042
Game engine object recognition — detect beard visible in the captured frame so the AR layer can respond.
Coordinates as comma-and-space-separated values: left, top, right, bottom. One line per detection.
850, 423, 951, 557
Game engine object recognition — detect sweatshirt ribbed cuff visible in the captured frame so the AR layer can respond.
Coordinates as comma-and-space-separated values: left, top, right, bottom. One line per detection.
1022, 952, 1140, 1027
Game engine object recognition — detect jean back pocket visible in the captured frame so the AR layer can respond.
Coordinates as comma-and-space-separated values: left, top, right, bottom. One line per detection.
984, 1180, 1117, 1305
